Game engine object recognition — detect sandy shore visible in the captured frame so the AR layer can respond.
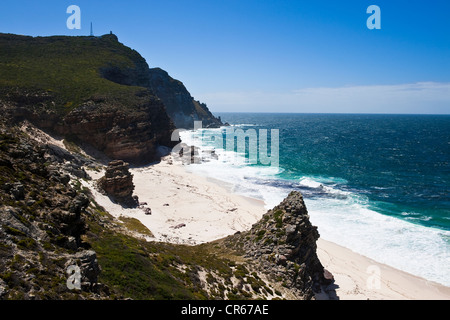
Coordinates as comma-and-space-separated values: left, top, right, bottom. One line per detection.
84, 157, 450, 300
85, 157, 266, 245
316, 238, 450, 300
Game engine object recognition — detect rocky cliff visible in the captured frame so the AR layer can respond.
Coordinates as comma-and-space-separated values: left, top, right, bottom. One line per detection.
0, 33, 176, 165
147, 68, 223, 129
0, 33, 222, 164
223, 191, 330, 299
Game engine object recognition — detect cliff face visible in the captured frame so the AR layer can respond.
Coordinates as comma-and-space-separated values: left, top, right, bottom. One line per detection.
224, 191, 329, 299
2, 91, 175, 165
0, 33, 221, 164
148, 68, 223, 129
55, 96, 175, 165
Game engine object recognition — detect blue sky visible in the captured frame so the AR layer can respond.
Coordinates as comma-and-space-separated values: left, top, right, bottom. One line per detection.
1, 0, 449, 114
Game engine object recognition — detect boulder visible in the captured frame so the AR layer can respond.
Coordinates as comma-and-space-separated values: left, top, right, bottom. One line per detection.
65, 250, 101, 291
97, 160, 138, 208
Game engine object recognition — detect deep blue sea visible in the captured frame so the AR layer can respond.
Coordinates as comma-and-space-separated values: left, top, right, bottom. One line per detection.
180, 113, 450, 286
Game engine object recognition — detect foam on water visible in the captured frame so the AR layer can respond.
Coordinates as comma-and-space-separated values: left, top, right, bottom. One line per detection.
305, 197, 450, 286
179, 129, 450, 287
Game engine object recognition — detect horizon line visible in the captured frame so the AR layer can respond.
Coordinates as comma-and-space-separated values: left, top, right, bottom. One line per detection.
213, 111, 450, 116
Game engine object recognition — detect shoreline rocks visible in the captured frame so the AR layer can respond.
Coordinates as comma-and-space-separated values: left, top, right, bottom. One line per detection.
225, 191, 332, 299
97, 160, 139, 208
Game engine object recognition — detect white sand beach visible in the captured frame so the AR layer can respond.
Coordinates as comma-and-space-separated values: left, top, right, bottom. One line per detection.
316, 238, 450, 300
83, 156, 450, 300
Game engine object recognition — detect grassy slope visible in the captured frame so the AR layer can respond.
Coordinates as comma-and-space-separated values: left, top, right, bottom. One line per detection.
0, 33, 147, 113
85, 204, 277, 300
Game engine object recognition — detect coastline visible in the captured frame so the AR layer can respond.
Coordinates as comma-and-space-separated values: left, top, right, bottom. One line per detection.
84, 156, 450, 300
316, 238, 450, 300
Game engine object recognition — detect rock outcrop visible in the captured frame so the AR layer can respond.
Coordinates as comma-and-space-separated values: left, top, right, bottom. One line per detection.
97, 160, 138, 208
0, 121, 108, 299
54, 97, 175, 165
64, 250, 102, 292
0, 33, 223, 164
0, 33, 176, 165
225, 191, 330, 299
148, 68, 223, 129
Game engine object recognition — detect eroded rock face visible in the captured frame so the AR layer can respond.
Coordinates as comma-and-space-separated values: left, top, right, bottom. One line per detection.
0, 122, 108, 299
2, 93, 176, 166
226, 191, 330, 299
148, 68, 223, 129
58, 97, 176, 165
97, 160, 138, 208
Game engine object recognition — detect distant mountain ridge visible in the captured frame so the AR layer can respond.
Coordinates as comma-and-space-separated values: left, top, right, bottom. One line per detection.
0, 33, 222, 164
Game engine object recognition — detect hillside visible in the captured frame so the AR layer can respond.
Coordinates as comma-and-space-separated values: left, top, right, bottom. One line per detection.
0, 32, 329, 301
0, 120, 330, 300
0, 33, 221, 164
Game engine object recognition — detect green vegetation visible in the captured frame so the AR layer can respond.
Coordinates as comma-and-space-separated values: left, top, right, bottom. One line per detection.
118, 216, 154, 237
274, 210, 284, 229
62, 137, 82, 154
0, 33, 149, 114
83, 208, 283, 300
255, 229, 266, 242
86, 213, 205, 300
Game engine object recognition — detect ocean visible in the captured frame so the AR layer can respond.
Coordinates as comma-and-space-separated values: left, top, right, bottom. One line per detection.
179, 113, 450, 286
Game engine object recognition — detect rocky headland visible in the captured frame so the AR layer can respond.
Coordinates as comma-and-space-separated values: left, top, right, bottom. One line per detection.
147, 67, 223, 129
223, 191, 332, 299
0, 32, 329, 301
0, 33, 222, 165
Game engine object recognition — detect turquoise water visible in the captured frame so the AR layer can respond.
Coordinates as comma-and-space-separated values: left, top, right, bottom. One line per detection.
180, 113, 450, 286
222, 113, 450, 230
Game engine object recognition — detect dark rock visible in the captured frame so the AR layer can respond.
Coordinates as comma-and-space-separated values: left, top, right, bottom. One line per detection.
62, 162, 88, 179
69, 194, 90, 214
171, 223, 186, 229
323, 269, 334, 285
147, 67, 223, 129
176, 143, 201, 164
65, 250, 101, 290
98, 160, 138, 208
0, 279, 7, 298
225, 191, 329, 300
10, 182, 24, 200
1, 206, 30, 236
